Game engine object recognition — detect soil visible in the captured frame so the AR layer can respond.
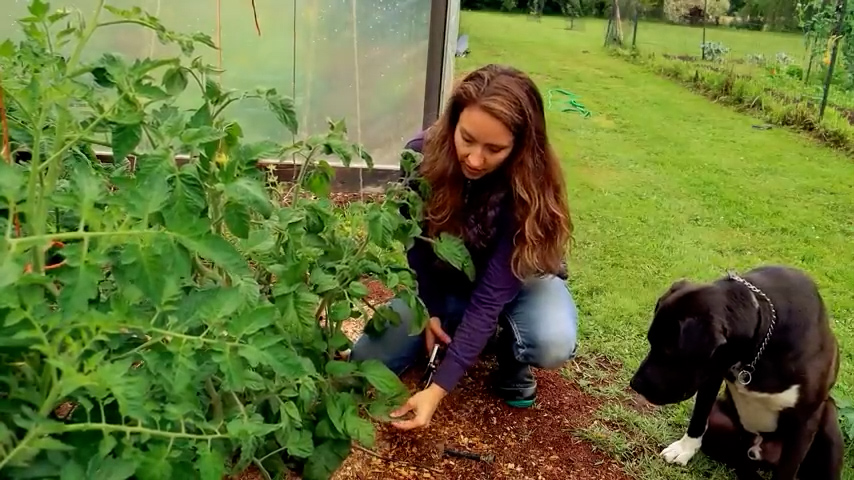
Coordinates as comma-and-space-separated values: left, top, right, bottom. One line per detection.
330, 359, 632, 480
329, 286, 630, 479
231, 279, 633, 480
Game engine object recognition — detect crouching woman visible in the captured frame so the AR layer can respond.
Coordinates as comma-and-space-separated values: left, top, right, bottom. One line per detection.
350, 64, 578, 430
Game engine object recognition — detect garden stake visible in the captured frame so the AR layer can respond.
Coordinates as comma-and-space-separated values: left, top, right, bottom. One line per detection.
444, 448, 495, 463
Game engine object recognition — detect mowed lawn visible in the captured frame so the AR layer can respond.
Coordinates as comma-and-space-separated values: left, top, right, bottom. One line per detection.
457, 11, 854, 479
627, 18, 805, 57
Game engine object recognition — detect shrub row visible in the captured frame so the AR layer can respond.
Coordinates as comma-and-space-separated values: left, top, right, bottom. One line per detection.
612, 48, 854, 154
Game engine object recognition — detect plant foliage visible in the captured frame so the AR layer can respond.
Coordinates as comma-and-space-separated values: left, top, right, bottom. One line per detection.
0, 1, 472, 479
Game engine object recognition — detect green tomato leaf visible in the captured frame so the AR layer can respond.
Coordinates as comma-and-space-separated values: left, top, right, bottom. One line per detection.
309, 267, 338, 294
325, 360, 356, 378
358, 359, 407, 397
286, 429, 314, 458
111, 122, 142, 161
224, 201, 251, 239
195, 443, 225, 480
87, 456, 138, 480
327, 300, 352, 322
302, 440, 350, 480
432, 233, 475, 281
344, 410, 375, 448
0, 39, 15, 58
347, 280, 369, 299
162, 67, 188, 95
177, 233, 249, 275
180, 126, 225, 146
228, 304, 276, 338
366, 205, 396, 249
265, 89, 299, 134
135, 444, 173, 480
275, 284, 321, 328
28, 0, 49, 19
224, 177, 273, 218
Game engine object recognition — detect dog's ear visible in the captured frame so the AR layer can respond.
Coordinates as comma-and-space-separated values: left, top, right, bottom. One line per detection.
654, 279, 692, 313
678, 316, 727, 354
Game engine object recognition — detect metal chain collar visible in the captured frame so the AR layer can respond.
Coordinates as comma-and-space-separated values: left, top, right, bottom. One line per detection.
726, 270, 779, 386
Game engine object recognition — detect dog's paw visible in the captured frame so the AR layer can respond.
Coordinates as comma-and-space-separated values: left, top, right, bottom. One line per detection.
660, 434, 702, 466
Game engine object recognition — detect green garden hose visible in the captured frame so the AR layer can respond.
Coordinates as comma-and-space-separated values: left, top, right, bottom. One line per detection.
547, 89, 592, 118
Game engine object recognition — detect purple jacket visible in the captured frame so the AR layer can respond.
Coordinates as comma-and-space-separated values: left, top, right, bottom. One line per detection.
402, 131, 523, 392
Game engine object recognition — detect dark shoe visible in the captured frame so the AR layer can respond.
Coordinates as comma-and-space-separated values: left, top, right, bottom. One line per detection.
493, 364, 537, 408
493, 327, 537, 408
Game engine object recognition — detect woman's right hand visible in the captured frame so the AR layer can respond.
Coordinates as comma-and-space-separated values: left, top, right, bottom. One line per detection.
425, 316, 451, 354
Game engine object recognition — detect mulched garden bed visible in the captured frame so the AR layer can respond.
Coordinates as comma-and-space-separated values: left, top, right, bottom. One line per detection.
336, 281, 631, 479
330, 359, 632, 480
232, 192, 634, 479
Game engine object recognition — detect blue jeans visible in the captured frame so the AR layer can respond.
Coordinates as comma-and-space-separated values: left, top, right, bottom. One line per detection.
350, 275, 579, 383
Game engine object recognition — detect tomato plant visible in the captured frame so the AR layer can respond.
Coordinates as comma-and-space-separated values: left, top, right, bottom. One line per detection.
0, 1, 471, 479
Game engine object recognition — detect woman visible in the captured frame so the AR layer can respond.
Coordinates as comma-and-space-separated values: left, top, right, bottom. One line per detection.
350, 64, 578, 430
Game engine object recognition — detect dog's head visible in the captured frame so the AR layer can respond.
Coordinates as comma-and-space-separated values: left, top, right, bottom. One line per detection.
630, 279, 727, 406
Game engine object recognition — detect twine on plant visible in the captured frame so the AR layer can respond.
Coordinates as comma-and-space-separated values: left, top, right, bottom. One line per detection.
250, 0, 262, 37
216, 0, 223, 74
0, 70, 20, 237
148, 0, 161, 57
0, 71, 10, 165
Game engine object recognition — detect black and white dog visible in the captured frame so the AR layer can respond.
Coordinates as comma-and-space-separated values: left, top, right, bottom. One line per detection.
630, 266, 843, 480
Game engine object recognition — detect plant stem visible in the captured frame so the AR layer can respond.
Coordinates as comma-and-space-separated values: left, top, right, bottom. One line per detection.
8, 229, 160, 250
68, 0, 107, 73
39, 98, 121, 173
28, 0, 106, 274
251, 458, 273, 480
0, 429, 38, 471
25, 110, 45, 273
138, 328, 242, 348
205, 378, 224, 425
59, 422, 228, 440
97, 19, 156, 29
257, 445, 289, 463
212, 97, 240, 119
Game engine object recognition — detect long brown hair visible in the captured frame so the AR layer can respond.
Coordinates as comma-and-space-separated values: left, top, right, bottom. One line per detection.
420, 64, 573, 279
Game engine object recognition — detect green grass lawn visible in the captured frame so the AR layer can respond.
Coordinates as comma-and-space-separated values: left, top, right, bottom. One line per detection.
457, 11, 854, 479
626, 19, 805, 57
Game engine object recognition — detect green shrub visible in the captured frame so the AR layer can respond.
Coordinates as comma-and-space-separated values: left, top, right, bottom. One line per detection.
614, 49, 854, 153
0, 2, 472, 479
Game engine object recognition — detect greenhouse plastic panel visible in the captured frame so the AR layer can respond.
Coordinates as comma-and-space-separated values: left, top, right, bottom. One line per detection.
2, 0, 432, 168
293, 0, 430, 168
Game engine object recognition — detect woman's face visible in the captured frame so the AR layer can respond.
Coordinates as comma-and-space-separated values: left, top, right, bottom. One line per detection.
454, 105, 514, 180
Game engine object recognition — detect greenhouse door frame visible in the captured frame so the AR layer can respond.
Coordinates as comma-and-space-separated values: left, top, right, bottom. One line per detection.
423, 0, 460, 130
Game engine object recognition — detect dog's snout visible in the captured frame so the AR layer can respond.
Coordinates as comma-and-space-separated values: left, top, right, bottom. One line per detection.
629, 372, 646, 395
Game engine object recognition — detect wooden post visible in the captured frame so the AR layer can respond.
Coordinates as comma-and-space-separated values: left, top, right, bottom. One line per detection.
819, 0, 847, 121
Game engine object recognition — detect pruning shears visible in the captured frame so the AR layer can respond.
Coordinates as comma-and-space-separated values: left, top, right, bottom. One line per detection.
420, 344, 443, 389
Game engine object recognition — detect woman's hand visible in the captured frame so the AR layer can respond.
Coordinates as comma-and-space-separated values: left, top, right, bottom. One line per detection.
425, 316, 451, 353
389, 383, 448, 430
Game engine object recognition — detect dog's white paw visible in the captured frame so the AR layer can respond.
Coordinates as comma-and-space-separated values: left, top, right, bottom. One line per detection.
660, 434, 702, 466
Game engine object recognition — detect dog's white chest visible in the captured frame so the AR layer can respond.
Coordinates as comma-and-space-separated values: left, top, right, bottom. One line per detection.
726, 381, 800, 434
